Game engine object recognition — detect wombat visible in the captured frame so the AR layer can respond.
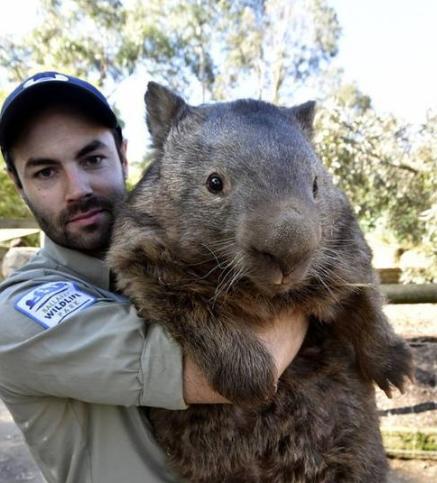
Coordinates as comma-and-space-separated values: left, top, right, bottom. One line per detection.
107, 83, 414, 483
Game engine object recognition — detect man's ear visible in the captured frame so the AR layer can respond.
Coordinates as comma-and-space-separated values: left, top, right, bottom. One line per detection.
144, 82, 188, 149
120, 138, 128, 180
7, 167, 23, 192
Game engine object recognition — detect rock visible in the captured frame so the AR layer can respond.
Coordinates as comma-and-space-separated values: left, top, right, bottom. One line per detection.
2, 247, 39, 278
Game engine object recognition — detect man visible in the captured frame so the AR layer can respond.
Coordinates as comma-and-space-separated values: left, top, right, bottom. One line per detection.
0, 72, 308, 483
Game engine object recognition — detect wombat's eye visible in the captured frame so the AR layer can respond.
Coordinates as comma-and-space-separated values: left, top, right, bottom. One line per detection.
312, 176, 318, 198
207, 174, 224, 194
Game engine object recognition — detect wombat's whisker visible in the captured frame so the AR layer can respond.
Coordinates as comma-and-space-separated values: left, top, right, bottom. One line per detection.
313, 259, 374, 292
224, 266, 245, 297
211, 253, 245, 304
197, 242, 241, 270
207, 238, 235, 249
200, 243, 223, 266
315, 249, 353, 271
194, 263, 224, 281
186, 257, 221, 267
313, 262, 349, 287
217, 258, 239, 286
311, 271, 340, 303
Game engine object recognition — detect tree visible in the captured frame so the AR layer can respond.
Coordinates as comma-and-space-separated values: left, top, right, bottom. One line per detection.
0, 0, 340, 102
216, 0, 340, 102
314, 84, 437, 281
1, 0, 178, 88
0, 89, 31, 219
0, 167, 31, 219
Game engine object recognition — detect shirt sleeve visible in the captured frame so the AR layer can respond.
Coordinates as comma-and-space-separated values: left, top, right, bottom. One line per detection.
0, 281, 187, 410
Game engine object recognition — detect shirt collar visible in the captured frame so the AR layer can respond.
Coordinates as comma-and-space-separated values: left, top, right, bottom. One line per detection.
42, 236, 111, 290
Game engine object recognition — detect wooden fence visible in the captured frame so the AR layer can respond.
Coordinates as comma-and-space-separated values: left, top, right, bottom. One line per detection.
0, 218, 40, 245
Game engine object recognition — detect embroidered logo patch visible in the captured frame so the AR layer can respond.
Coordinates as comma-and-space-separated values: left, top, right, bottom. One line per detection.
15, 281, 96, 329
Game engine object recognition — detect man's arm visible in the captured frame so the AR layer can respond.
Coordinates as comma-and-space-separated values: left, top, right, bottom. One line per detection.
0, 278, 187, 409
0, 279, 307, 408
183, 310, 308, 404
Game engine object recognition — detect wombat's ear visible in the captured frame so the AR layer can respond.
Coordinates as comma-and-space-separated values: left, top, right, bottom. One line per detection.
282, 101, 316, 138
145, 82, 188, 148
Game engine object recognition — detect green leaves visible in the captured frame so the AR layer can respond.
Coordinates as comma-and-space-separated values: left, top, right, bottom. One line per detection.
314, 84, 437, 280
0, 0, 341, 102
0, 167, 30, 219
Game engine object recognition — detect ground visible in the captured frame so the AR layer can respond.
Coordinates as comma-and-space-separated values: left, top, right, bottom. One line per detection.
0, 397, 436, 482
0, 303, 435, 481
0, 400, 42, 483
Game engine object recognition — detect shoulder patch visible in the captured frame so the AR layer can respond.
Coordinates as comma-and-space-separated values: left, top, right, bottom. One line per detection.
15, 281, 96, 329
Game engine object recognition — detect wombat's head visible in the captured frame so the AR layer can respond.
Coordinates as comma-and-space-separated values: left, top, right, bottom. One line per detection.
133, 83, 351, 297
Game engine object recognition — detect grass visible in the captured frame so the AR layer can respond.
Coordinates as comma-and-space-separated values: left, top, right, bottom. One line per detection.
383, 429, 437, 453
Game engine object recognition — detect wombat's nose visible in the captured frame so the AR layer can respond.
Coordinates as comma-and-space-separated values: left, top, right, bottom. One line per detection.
254, 250, 291, 276
239, 198, 321, 284
252, 246, 310, 283
255, 250, 291, 276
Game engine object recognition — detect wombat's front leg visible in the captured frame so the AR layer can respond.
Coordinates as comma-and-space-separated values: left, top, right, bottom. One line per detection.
167, 310, 278, 407
109, 243, 277, 406
334, 288, 414, 397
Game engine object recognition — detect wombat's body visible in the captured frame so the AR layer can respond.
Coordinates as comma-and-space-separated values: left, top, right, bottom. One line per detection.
108, 83, 413, 482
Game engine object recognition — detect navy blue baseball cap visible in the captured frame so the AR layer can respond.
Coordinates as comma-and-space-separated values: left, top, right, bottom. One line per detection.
0, 71, 122, 153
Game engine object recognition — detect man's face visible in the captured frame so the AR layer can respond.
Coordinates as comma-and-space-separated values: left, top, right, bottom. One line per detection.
11, 107, 128, 255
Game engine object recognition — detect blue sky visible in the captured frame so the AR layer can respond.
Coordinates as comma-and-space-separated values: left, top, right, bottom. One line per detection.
1, 0, 436, 160
331, 0, 437, 123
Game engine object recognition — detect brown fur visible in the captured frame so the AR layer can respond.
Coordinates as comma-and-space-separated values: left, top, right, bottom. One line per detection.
107, 83, 413, 482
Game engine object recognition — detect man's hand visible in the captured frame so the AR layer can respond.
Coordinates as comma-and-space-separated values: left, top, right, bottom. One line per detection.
254, 309, 309, 380
183, 310, 309, 404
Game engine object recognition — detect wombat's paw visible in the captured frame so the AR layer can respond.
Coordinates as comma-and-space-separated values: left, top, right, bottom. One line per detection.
211, 349, 277, 407
364, 339, 414, 398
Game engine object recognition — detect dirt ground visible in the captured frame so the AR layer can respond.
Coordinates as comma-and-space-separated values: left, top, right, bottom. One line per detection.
0, 303, 435, 482
1, 401, 436, 482
0, 400, 43, 482
388, 458, 437, 483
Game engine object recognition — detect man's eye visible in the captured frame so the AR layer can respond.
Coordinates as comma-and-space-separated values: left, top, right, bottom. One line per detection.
35, 167, 55, 179
84, 155, 104, 166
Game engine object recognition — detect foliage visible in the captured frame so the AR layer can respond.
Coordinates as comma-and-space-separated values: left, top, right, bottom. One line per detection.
0, 0, 340, 101
314, 85, 437, 280
1, 0, 176, 88
0, 166, 31, 219
0, 90, 31, 219
216, 0, 340, 102
382, 430, 437, 453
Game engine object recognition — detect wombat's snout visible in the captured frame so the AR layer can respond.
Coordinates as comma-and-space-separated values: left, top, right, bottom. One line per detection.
239, 201, 321, 289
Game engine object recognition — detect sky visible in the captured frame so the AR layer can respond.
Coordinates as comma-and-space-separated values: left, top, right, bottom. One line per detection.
331, 0, 437, 123
1, 0, 436, 161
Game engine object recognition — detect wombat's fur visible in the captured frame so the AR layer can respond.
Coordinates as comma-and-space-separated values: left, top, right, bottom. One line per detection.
107, 83, 414, 482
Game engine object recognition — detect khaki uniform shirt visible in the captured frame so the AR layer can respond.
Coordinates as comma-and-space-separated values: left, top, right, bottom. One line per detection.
0, 237, 186, 483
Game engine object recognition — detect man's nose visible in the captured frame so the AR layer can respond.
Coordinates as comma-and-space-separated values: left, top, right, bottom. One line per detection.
65, 167, 92, 202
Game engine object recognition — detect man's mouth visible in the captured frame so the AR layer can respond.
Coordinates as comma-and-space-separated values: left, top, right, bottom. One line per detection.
67, 209, 106, 226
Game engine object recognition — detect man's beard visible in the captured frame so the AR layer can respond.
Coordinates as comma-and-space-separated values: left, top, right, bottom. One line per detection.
25, 190, 126, 256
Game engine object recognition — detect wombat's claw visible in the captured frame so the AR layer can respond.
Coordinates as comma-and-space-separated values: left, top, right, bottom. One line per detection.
374, 340, 414, 398
383, 385, 392, 399
377, 371, 411, 398
408, 371, 416, 385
